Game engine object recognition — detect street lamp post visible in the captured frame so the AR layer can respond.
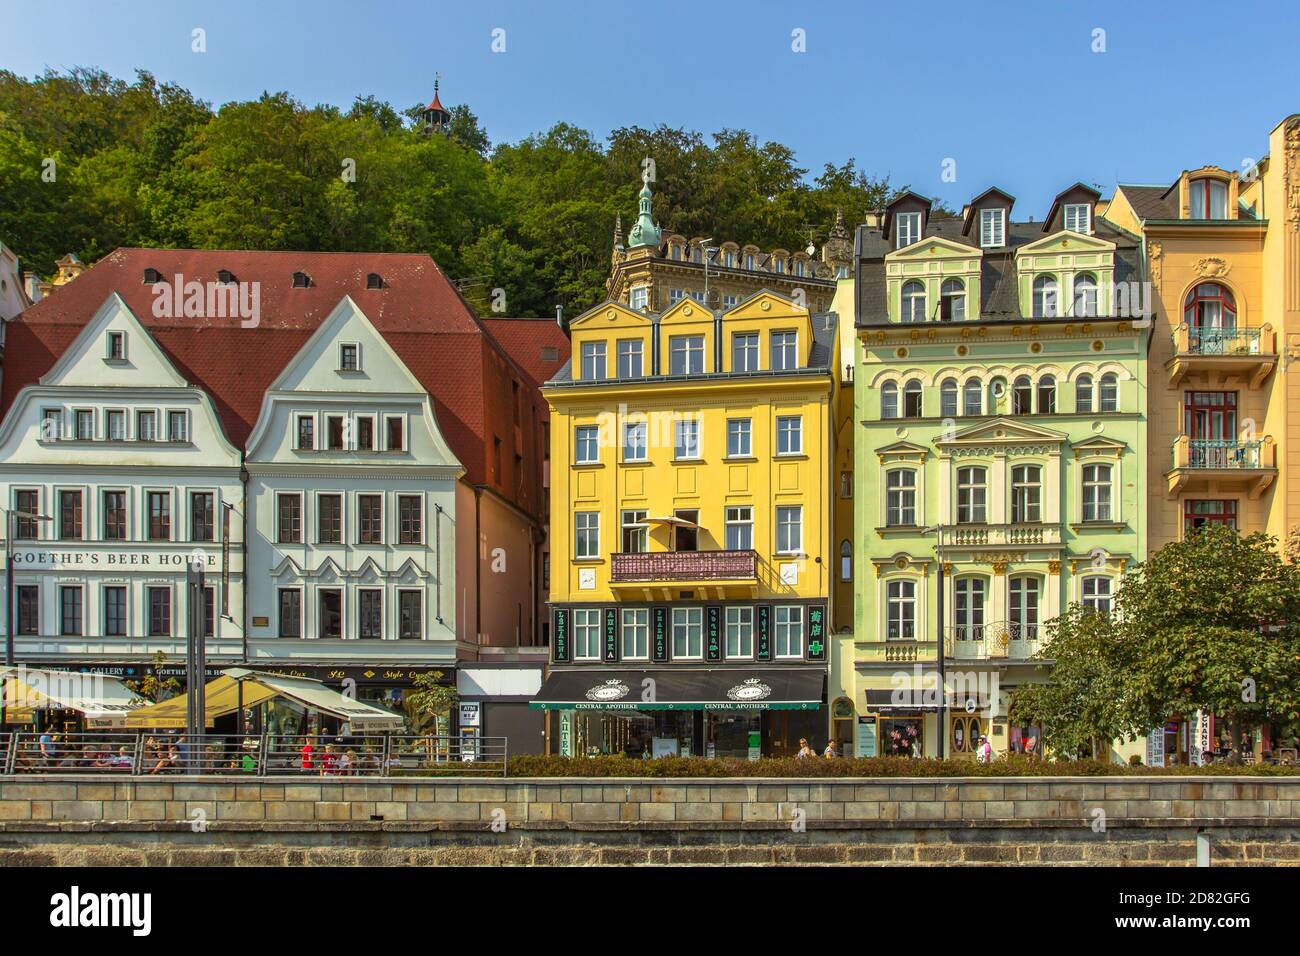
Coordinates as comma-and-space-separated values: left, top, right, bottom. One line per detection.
923, 525, 948, 759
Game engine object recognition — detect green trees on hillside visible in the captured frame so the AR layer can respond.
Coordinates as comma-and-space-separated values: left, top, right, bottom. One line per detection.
0, 68, 895, 316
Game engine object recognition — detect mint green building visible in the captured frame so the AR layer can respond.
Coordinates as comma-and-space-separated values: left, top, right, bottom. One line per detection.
845, 185, 1148, 760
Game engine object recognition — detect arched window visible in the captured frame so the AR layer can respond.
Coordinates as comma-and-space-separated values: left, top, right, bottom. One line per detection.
902, 379, 923, 417
1076, 374, 1094, 413
1011, 464, 1042, 523
940, 279, 966, 321
1073, 273, 1098, 317
881, 381, 899, 419
963, 378, 983, 416
901, 281, 926, 322
1183, 283, 1237, 352
1032, 275, 1059, 318
1012, 375, 1033, 414
840, 540, 852, 581
1037, 375, 1056, 414
940, 378, 958, 418
1098, 373, 1119, 412
1189, 178, 1228, 220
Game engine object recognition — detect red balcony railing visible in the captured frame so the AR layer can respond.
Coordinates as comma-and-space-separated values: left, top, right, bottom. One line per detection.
610, 550, 758, 583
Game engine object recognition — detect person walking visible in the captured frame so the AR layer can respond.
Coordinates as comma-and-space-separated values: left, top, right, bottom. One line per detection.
795, 738, 816, 759
976, 734, 993, 764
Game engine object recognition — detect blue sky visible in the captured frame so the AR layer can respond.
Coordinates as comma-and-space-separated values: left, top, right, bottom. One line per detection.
3, 0, 1297, 215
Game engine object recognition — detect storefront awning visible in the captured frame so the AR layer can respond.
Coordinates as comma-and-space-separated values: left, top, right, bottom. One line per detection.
531, 668, 825, 711
123, 667, 405, 731
0, 667, 142, 725
864, 687, 989, 714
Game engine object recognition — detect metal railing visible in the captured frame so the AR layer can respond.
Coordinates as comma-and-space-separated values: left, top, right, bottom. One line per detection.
945, 621, 1040, 660
1173, 438, 1271, 470
610, 549, 758, 582
0, 732, 508, 777
1174, 325, 1265, 356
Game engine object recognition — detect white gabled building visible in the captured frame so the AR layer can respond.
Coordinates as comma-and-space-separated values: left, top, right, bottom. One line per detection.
0, 293, 245, 668
244, 296, 462, 690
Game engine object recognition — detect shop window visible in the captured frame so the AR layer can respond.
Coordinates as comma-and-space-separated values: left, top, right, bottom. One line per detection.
881, 717, 923, 756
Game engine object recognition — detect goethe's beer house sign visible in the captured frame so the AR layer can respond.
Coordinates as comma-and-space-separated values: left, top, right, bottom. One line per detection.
7, 549, 220, 572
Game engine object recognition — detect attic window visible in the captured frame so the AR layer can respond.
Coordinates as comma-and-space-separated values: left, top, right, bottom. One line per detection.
979, 209, 1005, 248
541, 346, 560, 362
339, 343, 360, 371
217, 269, 236, 284
895, 212, 921, 249
1064, 203, 1091, 234
106, 331, 125, 361
367, 273, 384, 289
143, 268, 162, 284
292, 271, 311, 288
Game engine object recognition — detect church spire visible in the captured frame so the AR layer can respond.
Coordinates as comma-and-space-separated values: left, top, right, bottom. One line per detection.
625, 169, 661, 250
422, 73, 451, 135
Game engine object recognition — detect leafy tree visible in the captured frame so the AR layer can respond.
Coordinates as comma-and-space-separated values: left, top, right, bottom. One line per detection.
403, 673, 457, 735
1011, 605, 1139, 759
123, 651, 181, 703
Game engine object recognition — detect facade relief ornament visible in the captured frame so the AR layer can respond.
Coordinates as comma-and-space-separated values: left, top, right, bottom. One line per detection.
1147, 241, 1162, 288
1047, 560, 1061, 575
1193, 256, 1231, 279
1286, 119, 1300, 232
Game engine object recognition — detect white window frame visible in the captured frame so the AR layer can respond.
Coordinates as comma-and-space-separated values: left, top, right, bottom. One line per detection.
725, 606, 754, 658
574, 607, 601, 661
1081, 575, 1113, 615
724, 505, 753, 550
621, 421, 647, 462
775, 505, 803, 555
770, 331, 798, 370
673, 417, 701, 460
574, 512, 600, 560
732, 332, 760, 372
774, 605, 804, 659
896, 211, 921, 248
885, 469, 917, 527
726, 418, 752, 457
1082, 463, 1113, 523
1064, 203, 1091, 234
580, 341, 607, 380
980, 208, 1005, 248
775, 416, 803, 455
885, 578, 917, 641
671, 607, 703, 660
956, 466, 988, 524
621, 608, 649, 660
669, 335, 705, 375
616, 339, 643, 378
574, 425, 600, 465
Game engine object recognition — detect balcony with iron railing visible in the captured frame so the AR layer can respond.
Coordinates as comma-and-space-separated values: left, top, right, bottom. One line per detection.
1167, 323, 1276, 387
944, 621, 1042, 661
1166, 436, 1277, 499
609, 549, 759, 585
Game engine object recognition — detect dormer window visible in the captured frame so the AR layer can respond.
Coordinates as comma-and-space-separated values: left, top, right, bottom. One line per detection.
339, 343, 360, 371
106, 331, 125, 360
292, 271, 311, 288
366, 272, 384, 289
896, 212, 922, 249
1189, 179, 1228, 219
143, 268, 162, 284
744, 254, 755, 270
217, 269, 236, 284
1064, 203, 1091, 234
979, 208, 1005, 247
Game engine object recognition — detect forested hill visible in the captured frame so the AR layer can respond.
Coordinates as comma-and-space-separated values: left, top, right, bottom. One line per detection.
0, 68, 904, 317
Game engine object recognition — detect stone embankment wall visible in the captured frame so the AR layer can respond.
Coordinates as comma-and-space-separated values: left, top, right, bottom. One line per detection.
1, 776, 1297, 865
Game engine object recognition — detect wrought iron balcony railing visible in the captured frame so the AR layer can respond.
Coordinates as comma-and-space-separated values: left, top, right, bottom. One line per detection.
609, 549, 758, 583
1173, 438, 1272, 471
944, 621, 1041, 660
1175, 325, 1264, 356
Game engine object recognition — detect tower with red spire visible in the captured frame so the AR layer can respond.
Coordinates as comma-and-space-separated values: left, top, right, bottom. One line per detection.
421, 74, 451, 135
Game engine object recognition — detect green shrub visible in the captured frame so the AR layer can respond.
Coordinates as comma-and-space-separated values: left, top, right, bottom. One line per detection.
504, 754, 1300, 778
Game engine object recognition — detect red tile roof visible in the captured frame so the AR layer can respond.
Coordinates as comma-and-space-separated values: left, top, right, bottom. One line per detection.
1, 248, 531, 498
481, 317, 571, 407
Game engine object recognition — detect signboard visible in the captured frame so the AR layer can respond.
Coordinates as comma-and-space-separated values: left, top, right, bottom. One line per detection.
5, 548, 221, 572
755, 605, 772, 661
705, 606, 722, 662
1146, 727, 1165, 767
747, 731, 761, 762
1190, 710, 1212, 766
651, 737, 678, 758
558, 711, 573, 756
651, 607, 669, 662
603, 608, 618, 663
221, 504, 232, 616
806, 603, 827, 661
856, 715, 879, 758
552, 608, 570, 663
458, 702, 481, 728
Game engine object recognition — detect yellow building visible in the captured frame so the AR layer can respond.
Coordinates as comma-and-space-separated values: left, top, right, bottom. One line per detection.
1105, 114, 1300, 564
533, 290, 843, 758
